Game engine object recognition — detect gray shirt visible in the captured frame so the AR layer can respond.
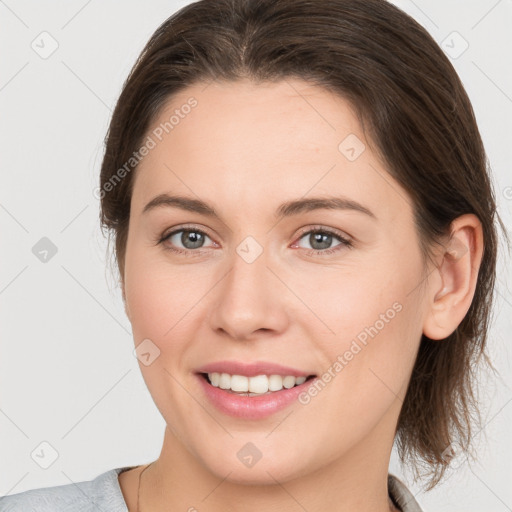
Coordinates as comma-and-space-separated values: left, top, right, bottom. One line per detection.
0, 467, 423, 511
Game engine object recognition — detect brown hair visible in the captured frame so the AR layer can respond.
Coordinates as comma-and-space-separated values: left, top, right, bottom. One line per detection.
99, 0, 502, 489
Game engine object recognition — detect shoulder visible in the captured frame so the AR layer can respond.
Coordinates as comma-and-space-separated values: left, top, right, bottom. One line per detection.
0, 467, 134, 512
388, 473, 424, 512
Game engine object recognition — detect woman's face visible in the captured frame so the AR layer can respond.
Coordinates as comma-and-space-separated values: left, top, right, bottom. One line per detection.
123, 78, 431, 484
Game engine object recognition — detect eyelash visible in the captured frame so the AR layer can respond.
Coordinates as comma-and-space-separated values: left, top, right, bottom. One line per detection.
294, 226, 353, 255
157, 224, 353, 258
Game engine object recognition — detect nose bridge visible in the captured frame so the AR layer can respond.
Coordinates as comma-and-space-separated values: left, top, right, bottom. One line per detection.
223, 239, 271, 312
209, 236, 288, 339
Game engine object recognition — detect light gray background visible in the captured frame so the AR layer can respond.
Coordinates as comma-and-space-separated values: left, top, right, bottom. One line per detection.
1, 1, 511, 510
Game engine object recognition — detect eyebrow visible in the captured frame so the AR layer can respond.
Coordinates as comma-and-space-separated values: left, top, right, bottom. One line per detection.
142, 193, 376, 220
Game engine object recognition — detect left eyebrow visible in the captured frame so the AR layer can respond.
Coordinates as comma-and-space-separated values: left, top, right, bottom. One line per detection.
141, 193, 376, 220
275, 196, 376, 219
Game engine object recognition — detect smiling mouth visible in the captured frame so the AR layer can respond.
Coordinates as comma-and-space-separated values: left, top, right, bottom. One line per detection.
199, 372, 316, 397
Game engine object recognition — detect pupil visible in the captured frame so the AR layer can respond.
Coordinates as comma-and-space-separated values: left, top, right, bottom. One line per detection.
182, 231, 204, 249
310, 232, 331, 250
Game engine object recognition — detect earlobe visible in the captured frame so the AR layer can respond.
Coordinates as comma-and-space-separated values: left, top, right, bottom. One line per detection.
423, 214, 484, 340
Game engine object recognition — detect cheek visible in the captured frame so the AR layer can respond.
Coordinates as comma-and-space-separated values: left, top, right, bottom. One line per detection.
123, 245, 210, 421
124, 265, 169, 344
288, 248, 425, 407
289, 275, 423, 458
124, 241, 212, 342
286, 250, 424, 348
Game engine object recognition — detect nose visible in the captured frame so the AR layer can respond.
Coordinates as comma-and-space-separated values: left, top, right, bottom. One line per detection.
208, 244, 289, 341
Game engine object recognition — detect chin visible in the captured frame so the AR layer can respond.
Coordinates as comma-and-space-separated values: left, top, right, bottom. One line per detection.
211, 461, 305, 486
196, 441, 317, 487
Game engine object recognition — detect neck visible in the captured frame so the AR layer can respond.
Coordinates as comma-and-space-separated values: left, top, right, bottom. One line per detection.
139, 422, 399, 512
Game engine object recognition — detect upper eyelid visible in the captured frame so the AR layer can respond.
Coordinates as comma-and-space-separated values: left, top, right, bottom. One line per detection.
163, 224, 213, 239
295, 225, 349, 238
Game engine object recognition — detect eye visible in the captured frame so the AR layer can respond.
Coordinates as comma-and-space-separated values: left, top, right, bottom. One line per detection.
157, 225, 351, 257
159, 226, 216, 255
293, 227, 352, 255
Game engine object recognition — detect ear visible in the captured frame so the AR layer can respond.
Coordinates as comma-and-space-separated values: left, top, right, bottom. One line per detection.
422, 214, 484, 340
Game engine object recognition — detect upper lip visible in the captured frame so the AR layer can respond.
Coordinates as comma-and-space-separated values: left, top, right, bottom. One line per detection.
195, 360, 315, 378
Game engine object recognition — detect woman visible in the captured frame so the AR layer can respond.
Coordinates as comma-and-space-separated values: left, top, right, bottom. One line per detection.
1, 0, 502, 511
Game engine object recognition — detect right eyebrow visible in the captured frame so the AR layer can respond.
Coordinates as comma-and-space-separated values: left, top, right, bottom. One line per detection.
142, 194, 218, 217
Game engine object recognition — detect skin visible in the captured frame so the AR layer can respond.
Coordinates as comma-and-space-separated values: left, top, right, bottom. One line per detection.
117, 78, 483, 512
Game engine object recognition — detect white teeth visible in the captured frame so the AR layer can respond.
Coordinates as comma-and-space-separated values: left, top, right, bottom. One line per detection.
268, 374, 282, 391
207, 372, 309, 394
218, 373, 231, 390
282, 376, 296, 389
248, 375, 268, 394
210, 372, 220, 387
230, 375, 249, 392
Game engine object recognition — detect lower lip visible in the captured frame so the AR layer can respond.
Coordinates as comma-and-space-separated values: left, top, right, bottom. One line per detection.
196, 374, 316, 420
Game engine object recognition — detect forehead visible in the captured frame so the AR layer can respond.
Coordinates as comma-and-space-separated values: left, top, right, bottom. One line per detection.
131, 78, 412, 223
140, 78, 362, 171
